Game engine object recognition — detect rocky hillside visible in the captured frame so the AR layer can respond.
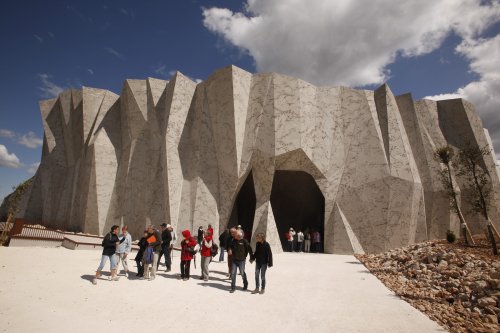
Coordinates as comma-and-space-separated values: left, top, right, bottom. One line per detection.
357, 237, 499, 333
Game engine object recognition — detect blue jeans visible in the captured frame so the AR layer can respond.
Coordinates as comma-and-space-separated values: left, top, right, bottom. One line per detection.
97, 254, 117, 271
255, 262, 268, 289
231, 259, 248, 290
219, 246, 225, 262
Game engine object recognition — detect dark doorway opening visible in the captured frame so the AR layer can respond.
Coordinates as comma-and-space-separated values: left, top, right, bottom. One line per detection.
228, 171, 256, 241
270, 170, 325, 252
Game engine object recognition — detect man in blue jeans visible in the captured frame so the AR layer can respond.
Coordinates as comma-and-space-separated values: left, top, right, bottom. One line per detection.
228, 229, 253, 293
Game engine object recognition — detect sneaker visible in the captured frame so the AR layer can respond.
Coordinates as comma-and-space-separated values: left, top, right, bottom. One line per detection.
112, 276, 120, 281
150, 276, 155, 281
92, 278, 97, 285
139, 277, 145, 280
229, 289, 235, 293
166, 268, 171, 272
251, 288, 259, 294
125, 271, 129, 277
203, 278, 208, 282
182, 278, 188, 281
259, 289, 265, 294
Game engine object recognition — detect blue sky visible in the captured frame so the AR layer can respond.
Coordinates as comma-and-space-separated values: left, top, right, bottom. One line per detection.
1, 0, 500, 201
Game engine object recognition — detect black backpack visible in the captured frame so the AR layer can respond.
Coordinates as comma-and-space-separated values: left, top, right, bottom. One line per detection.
211, 242, 219, 257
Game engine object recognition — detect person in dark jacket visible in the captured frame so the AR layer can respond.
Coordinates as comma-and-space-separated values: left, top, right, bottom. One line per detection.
218, 228, 228, 262
197, 226, 204, 245
146, 225, 162, 280
228, 229, 253, 293
250, 232, 273, 294
157, 223, 173, 272
134, 230, 148, 277
226, 228, 236, 277
92, 225, 124, 284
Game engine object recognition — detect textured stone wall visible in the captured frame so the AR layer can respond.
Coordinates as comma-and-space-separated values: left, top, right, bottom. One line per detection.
14, 65, 500, 254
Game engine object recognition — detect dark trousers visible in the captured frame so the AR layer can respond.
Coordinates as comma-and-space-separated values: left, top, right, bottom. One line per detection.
231, 259, 248, 290
136, 259, 144, 276
227, 255, 233, 274
255, 262, 268, 289
158, 245, 172, 269
180, 260, 191, 278
288, 241, 294, 252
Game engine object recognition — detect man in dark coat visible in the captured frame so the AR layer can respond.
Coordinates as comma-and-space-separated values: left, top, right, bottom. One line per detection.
158, 223, 173, 272
228, 228, 253, 293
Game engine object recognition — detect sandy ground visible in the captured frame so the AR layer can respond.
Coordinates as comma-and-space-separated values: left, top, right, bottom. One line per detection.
0, 247, 445, 333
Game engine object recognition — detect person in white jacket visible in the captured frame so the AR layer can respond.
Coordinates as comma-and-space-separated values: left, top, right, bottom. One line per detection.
115, 226, 132, 277
296, 230, 304, 252
288, 228, 296, 252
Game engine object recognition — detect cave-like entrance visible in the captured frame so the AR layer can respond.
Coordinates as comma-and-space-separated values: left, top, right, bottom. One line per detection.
228, 171, 256, 241
270, 170, 325, 252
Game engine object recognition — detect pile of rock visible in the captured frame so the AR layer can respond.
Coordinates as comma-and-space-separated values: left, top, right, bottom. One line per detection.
357, 238, 499, 332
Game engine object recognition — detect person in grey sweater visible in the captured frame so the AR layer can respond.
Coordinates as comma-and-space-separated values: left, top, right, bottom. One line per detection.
115, 226, 132, 277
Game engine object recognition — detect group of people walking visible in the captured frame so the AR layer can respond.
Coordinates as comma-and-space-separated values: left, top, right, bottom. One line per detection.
285, 228, 322, 253
92, 224, 273, 294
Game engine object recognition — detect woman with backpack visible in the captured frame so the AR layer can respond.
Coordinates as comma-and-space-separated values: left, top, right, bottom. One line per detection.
200, 230, 213, 281
180, 230, 197, 281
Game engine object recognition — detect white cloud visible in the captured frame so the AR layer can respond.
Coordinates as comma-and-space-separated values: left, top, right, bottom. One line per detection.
203, 0, 500, 86
0, 145, 22, 169
0, 129, 15, 138
27, 162, 40, 175
17, 132, 43, 149
153, 63, 169, 77
424, 93, 464, 101
104, 47, 125, 60
38, 73, 65, 98
87, 69, 94, 75
425, 35, 500, 161
203, 0, 500, 158
34, 34, 43, 43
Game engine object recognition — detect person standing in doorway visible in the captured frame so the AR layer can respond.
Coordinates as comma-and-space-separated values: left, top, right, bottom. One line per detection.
116, 226, 132, 277
313, 230, 321, 253
228, 229, 253, 293
296, 230, 304, 252
304, 228, 311, 253
288, 228, 296, 252
250, 232, 273, 294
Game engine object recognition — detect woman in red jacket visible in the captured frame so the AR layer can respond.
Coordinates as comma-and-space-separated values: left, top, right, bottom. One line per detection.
200, 231, 213, 281
180, 230, 197, 281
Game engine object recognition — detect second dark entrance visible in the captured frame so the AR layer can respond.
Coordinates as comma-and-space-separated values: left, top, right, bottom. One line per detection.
270, 170, 325, 252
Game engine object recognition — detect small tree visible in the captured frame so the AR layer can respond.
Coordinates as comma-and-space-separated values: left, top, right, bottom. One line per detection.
456, 143, 499, 255
0, 178, 33, 245
434, 146, 475, 246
